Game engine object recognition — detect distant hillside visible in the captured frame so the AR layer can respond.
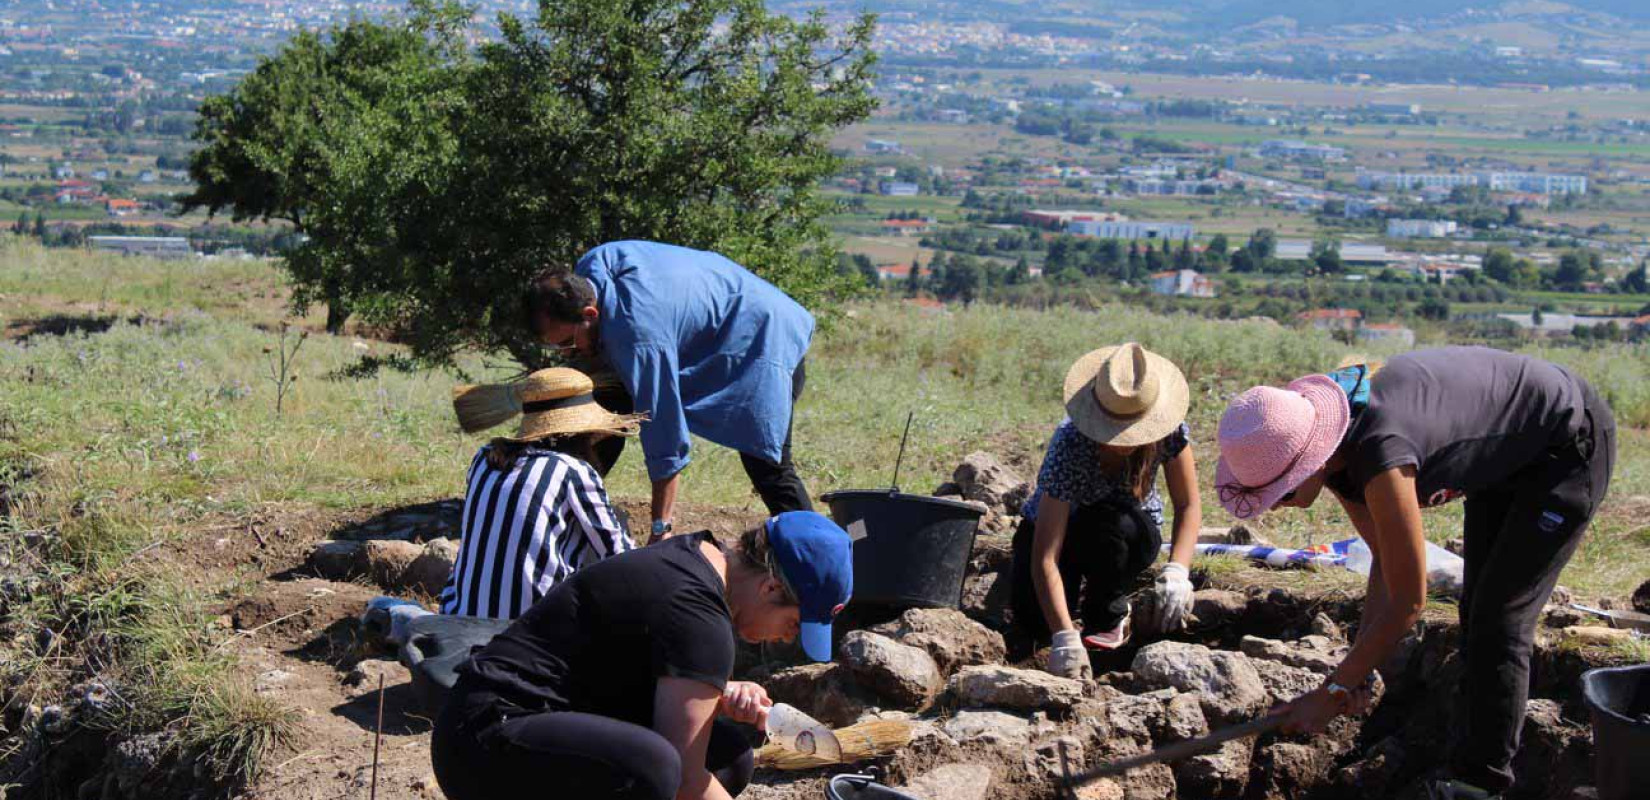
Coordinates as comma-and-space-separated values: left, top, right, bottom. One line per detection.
1133, 0, 1649, 27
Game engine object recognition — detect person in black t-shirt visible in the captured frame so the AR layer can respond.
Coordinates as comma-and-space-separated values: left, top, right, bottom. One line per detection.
1214, 348, 1615, 800
430, 510, 852, 800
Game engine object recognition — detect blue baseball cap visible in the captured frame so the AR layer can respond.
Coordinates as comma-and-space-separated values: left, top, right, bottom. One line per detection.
765, 511, 853, 662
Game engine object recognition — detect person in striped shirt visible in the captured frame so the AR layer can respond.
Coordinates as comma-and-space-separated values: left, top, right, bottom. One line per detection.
443, 368, 644, 620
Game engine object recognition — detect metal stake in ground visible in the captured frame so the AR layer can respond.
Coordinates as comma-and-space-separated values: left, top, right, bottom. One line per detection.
371, 674, 385, 800
889, 411, 914, 494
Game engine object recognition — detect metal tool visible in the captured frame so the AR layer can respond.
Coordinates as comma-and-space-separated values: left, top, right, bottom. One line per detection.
1571, 603, 1650, 633
1056, 715, 1284, 795
888, 411, 914, 494
767, 703, 844, 762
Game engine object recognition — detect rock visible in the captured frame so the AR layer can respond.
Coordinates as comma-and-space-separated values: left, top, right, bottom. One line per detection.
1633, 579, 1650, 614
941, 709, 1035, 746
1249, 659, 1321, 705
362, 540, 423, 587
1158, 692, 1209, 743
933, 481, 963, 498
345, 659, 411, 696
1562, 625, 1633, 646
1329, 737, 1408, 797
839, 631, 942, 710
1174, 737, 1254, 798
1550, 585, 1574, 606
1025, 735, 1085, 782
948, 665, 1086, 714
953, 451, 1030, 512
1544, 604, 1586, 628
1239, 636, 1339, 674
308, 540, 363, 580
959, 570, 1011, 629
766, 663, 871, 728
1074, 779, 1125, 800
253, 669, 294, 694
1190, 590, 1247, 627
900, 763, 993, 800
1117, 762, 1176, 800
1131, 642, 1267, 724
107, 733, 168, 793
412, 772, 443, 800
403, 538, 458, 595
1444, 537, 1465, 556
869, 608, 1006, 675
1102, 694, 1167, 742
1513, 699, 1590, 798
1309, 613, 1344, 641
1251, 741, 1335, 799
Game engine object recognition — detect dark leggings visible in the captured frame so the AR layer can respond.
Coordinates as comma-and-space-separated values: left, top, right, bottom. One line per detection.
1010, 500, 1162, 641
1450, 379, 1615, 794
593, 361, 812, 515
432, 690, 754, 800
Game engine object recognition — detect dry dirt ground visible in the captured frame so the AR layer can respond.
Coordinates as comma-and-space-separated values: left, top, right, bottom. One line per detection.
134, 487, 1645, 800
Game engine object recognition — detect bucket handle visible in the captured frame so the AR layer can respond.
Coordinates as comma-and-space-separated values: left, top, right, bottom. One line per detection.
889, 411, 914, 495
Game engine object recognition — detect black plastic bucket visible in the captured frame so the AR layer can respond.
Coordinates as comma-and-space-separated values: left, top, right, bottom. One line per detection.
1581, 664, 1650, 800
820, 490, 984, 611
827, 774, 921, 800
400, 614, 512, 714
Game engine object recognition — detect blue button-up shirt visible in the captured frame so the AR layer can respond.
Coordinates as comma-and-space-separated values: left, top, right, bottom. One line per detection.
576, 241, 815, 481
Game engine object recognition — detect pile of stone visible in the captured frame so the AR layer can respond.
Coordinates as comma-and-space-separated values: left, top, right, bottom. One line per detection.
303, 501, 464, 596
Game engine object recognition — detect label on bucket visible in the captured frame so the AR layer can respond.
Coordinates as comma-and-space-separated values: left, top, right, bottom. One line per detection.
847, 519, 869, 542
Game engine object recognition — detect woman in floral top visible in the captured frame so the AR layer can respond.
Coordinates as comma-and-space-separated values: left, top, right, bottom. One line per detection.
1010, 344, 1202, 680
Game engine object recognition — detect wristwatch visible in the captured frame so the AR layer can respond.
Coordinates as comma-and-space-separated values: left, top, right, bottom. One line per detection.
651, 519, 674, 537
1324, 681, 1354, 710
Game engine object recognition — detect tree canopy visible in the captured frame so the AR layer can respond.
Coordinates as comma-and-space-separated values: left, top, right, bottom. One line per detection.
185, 0, 877, 369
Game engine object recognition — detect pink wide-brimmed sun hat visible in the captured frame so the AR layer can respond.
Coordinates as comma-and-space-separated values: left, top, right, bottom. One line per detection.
1214, 375, 1351, 520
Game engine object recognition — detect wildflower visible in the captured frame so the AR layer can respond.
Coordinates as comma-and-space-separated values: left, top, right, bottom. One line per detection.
187, 450, 200, 463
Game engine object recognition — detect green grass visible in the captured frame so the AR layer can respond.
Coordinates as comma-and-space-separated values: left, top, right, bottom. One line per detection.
1, 235, 1647, 790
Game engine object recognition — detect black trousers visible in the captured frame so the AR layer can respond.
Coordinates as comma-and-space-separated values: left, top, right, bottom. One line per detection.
431, 687, 754, 800
1450, 379, 1615, 793
592, 361, 812, 516
1009, 500, 1162, 641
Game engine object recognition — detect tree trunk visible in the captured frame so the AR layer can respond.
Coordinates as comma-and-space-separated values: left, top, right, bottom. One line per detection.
324, 300, 350, 335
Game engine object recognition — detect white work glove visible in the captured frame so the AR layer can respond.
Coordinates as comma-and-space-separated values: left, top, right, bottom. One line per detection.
1048, 629, 1092, 681
1147, 562, 1194, 633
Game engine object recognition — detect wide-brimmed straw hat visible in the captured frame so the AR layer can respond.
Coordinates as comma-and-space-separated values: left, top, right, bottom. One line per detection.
1214, 375, 1351, 520
451, 368, 643, 442
1062, 343, 1190, 448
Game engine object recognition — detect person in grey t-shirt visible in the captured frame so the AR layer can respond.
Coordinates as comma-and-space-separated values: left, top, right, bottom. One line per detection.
1213, 347, 1615, 800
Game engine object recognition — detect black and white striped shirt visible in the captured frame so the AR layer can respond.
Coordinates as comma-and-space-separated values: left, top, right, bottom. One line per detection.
441, 446, 634, 619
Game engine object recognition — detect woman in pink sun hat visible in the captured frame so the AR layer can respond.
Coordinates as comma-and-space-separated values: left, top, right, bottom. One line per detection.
1216, 347, 1616, 800
1011, 343, 1204, 681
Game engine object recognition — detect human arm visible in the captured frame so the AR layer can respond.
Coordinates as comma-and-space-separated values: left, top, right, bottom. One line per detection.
1145, 446, 1201, 632
1335, 492, 1393, 652
1031, 494, 1076, 634
651, 473, 681, 541
654, 677, 737, 800
615, 343, 690, 528
1276, 466, 1425, 733
565, 463, 635, 557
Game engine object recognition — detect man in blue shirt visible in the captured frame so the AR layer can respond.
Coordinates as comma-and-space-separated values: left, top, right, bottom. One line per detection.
524, 241, 816, 538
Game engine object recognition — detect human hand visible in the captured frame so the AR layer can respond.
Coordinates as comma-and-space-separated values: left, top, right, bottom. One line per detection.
1146, 562, 1194, 633
1270, 686, 1345, 735
1048, 629, 1092, 681
648, 519, 675, 546
720, 681, 773, 728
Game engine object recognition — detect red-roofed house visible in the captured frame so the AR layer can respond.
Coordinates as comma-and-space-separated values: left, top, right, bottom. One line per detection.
880, 219, 932, 237
1298, 308, 1362, 333
1358, 322, 1415, 346
106, 198, 142, 217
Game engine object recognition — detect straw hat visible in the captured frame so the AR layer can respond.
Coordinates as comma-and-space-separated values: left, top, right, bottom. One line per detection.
1062, 343, 1190, 447
451, 368, 643, 442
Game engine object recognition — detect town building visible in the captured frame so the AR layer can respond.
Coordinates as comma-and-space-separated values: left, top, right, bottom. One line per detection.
1386, 219, 1458, 238
105, 198, 142, 217
1066, 220, 1195, 241
89, 235, 193, 259
1149, 269, 1216, 298
865, 139, 903, 154
1258, 140, 1347, 161
1021, 209, 1122, 229
1355, 169, 1587, 195
879, 181, 920, 197
879, 219, 931, 237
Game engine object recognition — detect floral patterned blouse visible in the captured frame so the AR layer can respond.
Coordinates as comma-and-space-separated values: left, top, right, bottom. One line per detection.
1021, 418, 1191, 527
